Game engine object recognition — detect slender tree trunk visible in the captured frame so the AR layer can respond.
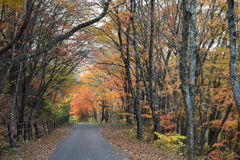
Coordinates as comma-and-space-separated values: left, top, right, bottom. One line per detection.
92, 106, 97, 122
11, 64, 22, 122
18, 67, 30, 123
10, 0, 27, 123
131, 0, 143, 140
149, 0, 160, 139
179, 0, 196, 158
116, 12, 133, 124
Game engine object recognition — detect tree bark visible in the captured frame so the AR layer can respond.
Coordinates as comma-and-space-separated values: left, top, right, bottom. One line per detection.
228, 0, 240, 114
179, 0, 196, 158
148, 0, 160, 139
130, 0, 143, 140
189, 0, 197, 102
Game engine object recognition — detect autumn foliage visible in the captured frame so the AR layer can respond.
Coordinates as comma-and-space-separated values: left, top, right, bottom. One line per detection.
1, 0, 240, 159
70, 0, 240, 159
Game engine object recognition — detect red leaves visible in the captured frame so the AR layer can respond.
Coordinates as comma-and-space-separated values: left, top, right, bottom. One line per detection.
29, 83, 40, 89
27, 95, 36, 98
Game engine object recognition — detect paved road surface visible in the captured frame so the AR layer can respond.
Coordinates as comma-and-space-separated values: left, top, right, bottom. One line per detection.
47, 123, 129, 160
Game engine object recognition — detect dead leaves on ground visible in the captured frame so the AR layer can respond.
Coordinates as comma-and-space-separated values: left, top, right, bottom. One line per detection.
1, 123, 185, 160
100, 123, 185, 160
0, 123, 73, 160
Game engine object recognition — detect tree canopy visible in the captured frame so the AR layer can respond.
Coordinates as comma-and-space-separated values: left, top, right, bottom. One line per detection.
1, 0, 240, 159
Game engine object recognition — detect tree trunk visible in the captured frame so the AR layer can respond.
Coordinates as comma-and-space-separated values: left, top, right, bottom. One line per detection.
228, 0, 240, 114
179, 0, 196, 158
130, 0, 143, 140
116, 11, 133, 125
148, 0, 160, 139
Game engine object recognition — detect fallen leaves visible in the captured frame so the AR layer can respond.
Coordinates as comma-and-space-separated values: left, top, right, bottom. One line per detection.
0, 123, 73, 160
100, 123, 185, 160
1, 123, 185, 160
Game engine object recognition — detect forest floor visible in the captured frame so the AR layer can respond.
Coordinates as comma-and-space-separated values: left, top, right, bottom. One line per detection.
100, 123, 185, 160
0, 123, 185, 160
0, 123, 73, 160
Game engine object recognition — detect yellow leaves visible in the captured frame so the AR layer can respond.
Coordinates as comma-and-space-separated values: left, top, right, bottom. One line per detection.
1, 0, 24, 9
154, 132, 186, 152
141, 114, 152, 118
236, 8, 240, 15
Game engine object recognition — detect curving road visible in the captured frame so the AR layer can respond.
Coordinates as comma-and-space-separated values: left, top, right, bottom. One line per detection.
47, 123, 129, 160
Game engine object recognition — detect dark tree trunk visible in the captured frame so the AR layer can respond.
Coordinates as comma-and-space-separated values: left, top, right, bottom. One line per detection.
130, 0, 143, 140
148, 0, 160, 139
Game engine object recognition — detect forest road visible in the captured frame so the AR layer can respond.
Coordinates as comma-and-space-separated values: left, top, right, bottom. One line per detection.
47, 123, 129, 160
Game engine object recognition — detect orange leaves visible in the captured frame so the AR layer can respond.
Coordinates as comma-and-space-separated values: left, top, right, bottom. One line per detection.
70, 85, 96, 115
209, 119, 222, 128
32, 77, 40, 82
161, 111, 176, 130
29, 77, 41, 89
56, 0, 65, 3
46, 88, 54, 92
164, 123, 176, 130
223, 119, 238, 131
70, 51, 126, 116
212, 140, 227, 148
115, 10, 133, 23
161, 41, 169, 46
141, 114, 152, 118
208, 150, 226, 160
29, 83, 40, 89
222, 100, 234, 107
27, 95, 36, 98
